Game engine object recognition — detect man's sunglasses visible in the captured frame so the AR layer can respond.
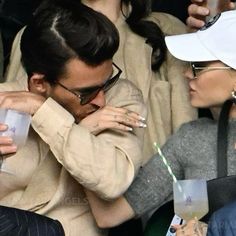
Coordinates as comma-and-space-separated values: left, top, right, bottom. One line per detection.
56, 62, 122, 105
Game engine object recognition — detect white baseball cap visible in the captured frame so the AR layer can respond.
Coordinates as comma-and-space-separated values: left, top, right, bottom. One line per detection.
165, 10, 236, 69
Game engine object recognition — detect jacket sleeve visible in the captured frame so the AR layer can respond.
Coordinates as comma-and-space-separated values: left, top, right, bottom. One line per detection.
31, 79, 146, 200
124, 125, 185, 217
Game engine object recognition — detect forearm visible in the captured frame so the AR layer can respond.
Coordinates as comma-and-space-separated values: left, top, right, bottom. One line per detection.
124, 135, 184, 217
85, 189, 135, 228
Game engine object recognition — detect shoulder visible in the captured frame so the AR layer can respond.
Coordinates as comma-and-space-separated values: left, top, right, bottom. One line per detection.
166, 118, 216, 146
107, 79, 143, 102
178, 118, 216, 136
106, 79, 146, 116
0, 81, 26, 91
162, 118, 216, 154
147, 12, 188, 35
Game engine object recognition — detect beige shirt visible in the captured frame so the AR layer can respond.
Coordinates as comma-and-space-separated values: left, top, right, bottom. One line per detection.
5, 12, 197, 164
0, 79, 146, 236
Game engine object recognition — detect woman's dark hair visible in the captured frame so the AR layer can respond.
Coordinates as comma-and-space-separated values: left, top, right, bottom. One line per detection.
20, 0, 119, 84
122, 0, 166, 70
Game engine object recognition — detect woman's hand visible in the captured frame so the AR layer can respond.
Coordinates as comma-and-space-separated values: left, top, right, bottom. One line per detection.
174, 219, 208, 236
0, 124, 17, 156
186, 0, 235, 30
79, 105, 146, 135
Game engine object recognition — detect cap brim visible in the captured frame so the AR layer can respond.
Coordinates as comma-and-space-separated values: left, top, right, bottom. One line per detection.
165, 33, 217, 62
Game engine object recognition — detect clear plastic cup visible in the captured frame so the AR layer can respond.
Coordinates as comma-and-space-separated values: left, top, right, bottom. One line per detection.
201, 0, 231, 22
173, 179, 209, 221
0, 109, 31, 147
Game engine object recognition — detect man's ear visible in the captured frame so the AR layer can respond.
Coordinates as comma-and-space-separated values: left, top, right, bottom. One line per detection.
28, 73, 51, 95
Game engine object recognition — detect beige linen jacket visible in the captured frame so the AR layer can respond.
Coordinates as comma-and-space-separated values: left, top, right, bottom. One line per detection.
5, 12, 197, 163
113, 13, 197, 161
0, 79, 146, 236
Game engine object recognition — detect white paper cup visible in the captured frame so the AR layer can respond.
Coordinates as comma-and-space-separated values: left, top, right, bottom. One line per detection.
0, 109, 31, 147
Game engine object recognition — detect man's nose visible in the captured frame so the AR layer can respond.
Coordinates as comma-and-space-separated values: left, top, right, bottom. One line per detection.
90, 90, 106, 108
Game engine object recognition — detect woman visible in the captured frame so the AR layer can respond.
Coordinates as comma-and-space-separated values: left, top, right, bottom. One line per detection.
84, 10, 236, 236
4, 0, 196, 162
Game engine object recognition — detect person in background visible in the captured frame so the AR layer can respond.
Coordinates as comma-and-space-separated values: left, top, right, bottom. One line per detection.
83, 10, 236, 236
0, 1, 146, 235
4, 0, 197, 164
0, 205, 65, 236
207, 201, 236, 236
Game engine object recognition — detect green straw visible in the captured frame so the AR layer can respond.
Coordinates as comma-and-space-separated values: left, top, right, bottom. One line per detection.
153, 142, 178, 183
153, 142, 185, 195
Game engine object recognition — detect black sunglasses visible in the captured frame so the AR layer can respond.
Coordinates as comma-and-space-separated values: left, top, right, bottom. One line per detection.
56, 62, 122, 105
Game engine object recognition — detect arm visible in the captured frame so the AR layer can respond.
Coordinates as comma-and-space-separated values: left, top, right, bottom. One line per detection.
85, 190, 135, 228
0, 80, 146, 199
86, 128, 187, 228
37, 81, 145, 199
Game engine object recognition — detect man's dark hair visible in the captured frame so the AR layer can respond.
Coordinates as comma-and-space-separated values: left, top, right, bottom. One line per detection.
20, 0, 119, 84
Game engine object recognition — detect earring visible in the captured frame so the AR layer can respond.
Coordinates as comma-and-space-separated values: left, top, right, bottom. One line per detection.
231, 89, 236, 103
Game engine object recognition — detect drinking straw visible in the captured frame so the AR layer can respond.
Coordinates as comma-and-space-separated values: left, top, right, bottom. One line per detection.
153, 142, 183, 194
154, 142, 178, 183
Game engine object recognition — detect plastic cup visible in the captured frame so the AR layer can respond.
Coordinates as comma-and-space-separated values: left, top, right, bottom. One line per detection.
0, 109, 31, 147
173, 179, 209, 221
201, 0, 231, 22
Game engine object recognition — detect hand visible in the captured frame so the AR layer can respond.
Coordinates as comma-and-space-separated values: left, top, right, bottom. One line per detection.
174, 219, 208, 236
79, 105, 146, 135
0, 91, 46, 115
0, 124, 17, 156
186, 0, 235, 30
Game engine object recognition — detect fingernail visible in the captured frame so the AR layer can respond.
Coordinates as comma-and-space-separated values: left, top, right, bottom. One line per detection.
139, 116, 146, 121
127, 127, 133, 131
5, 137, 14, 144
11, 145, 17, 152
204, 9, 210, 15
139, 122, 147, 128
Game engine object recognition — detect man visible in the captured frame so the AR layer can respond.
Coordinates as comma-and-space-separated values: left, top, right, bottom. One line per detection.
0, 1, 146, 235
